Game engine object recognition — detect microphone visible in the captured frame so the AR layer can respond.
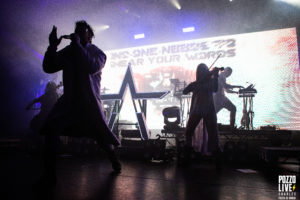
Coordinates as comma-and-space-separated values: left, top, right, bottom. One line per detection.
60, 34, 72, 39
60, 33, 75, 40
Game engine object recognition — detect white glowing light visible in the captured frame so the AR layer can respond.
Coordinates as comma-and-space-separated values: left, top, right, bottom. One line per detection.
182, 26, 195, 33
170, 0, 181, 10
134, 33, 145, 39
94, 25, 110, 34
276, 0, 300, 8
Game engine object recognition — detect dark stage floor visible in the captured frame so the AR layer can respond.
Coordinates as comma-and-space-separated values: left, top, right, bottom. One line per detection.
1, 152, 299, 200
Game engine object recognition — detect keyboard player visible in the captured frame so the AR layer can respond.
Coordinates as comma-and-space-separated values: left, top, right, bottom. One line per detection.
213, 67, 243, 129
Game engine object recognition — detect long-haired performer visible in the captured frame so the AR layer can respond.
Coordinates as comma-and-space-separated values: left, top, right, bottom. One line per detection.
26, 81, 60, 132
182, 63, 222, 164
40, 21, 121, 186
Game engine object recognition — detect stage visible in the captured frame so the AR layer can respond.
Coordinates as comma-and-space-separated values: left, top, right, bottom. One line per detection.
4, 128, 300, 163
1, 151, 298, 200
0, 127, 300, 199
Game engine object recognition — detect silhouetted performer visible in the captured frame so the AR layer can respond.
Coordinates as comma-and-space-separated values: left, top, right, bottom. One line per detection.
40, 21, 121, 185
26, 81, 60, 132
213, 67, 243, 128
183, 63, 222, 163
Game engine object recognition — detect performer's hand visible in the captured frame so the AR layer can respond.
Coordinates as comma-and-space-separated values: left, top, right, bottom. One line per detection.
49, 26, 63, 47
211, 67, 219, 77
211, 67, 218, 73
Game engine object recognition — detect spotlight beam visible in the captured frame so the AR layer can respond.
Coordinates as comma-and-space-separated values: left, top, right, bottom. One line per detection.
170, 0, 181, 10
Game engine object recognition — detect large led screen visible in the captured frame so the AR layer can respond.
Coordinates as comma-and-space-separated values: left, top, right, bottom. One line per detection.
102, 28, 299, 130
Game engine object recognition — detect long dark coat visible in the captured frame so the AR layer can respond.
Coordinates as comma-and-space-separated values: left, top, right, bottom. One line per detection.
41, 42, 120, 146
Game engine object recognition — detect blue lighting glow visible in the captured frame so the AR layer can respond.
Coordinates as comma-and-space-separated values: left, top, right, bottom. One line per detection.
182, 27, 195, 33
134, 33, 145, 39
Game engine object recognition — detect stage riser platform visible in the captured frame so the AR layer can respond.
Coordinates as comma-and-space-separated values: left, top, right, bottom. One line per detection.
2, 129, 299, 163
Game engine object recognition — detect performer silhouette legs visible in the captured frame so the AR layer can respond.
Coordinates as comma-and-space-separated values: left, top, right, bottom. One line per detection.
214, 96, 236, 128
186, 113, 220, 153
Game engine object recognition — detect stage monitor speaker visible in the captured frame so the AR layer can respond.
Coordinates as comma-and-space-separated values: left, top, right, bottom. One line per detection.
218, 124, 231, 131
121, 130, 141, 138
121, 139, 144, 148
260, 125, 276, 131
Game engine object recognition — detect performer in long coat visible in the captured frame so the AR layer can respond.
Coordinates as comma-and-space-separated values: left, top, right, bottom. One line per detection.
183, 63, 222, 163
42, 32, 119, 146
40, 21, 121, 185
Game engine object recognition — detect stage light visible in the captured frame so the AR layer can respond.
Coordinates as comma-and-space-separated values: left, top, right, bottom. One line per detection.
94, 25, 110, 34
170, 0, 181, 10
134, 33, 145, 39
182, 26, 195, 33
103, 25, 110, 29
162, 106, 181, 130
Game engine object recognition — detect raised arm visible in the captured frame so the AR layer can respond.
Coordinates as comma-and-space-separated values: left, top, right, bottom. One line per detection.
43, 26, 66, 74
43, 46, 67, 73
183, 76, 218, 94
